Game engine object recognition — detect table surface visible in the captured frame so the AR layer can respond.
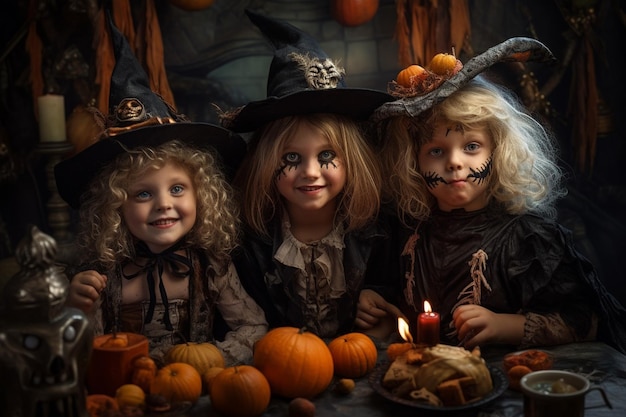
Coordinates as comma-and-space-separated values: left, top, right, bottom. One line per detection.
184, 341, 626, 417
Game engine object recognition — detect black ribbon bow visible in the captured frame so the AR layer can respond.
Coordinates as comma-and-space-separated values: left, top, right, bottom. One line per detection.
122, 240, 193, 330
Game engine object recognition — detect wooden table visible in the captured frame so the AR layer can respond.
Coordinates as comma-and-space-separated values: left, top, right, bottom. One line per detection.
185, 341, 625, 417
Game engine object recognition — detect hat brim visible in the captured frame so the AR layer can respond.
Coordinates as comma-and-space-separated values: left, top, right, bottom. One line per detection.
229, 88, 393, 132
55, 122, 246, 210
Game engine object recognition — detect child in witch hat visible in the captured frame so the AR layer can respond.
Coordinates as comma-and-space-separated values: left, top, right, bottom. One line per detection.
371, 38, 626, 353
54, 15, 267, 364
221, 10, 403, 340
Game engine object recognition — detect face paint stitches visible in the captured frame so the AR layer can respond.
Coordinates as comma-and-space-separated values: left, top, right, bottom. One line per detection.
419, 123, 493, 189
468, 156, 492, 184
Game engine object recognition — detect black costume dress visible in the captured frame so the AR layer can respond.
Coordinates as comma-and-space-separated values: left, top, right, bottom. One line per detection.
399, 203, 626, 353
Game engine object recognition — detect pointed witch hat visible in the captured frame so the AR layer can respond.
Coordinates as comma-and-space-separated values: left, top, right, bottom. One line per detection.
371, 37, 556, 122
55, 14, 246, 210
223, 10, 393, 133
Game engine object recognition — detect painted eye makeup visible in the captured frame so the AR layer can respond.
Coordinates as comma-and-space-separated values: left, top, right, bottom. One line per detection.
319, 150, 337, 169
282, 152, 301, 166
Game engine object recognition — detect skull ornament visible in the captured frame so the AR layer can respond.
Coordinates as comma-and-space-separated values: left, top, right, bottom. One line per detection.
115, 98, 147, 124
0, 226, 93, 417
291, 52, 346, 90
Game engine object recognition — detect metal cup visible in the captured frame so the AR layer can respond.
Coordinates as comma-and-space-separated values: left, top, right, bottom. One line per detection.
520, 370, 612, 417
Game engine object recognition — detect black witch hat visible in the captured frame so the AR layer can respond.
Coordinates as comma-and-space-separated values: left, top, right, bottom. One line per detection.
55, 15, 246, 210
223, 10, 393, 133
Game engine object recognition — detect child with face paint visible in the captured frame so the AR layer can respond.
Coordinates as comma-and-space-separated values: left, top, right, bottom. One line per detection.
222, 11, 402, 339
372, 38, 626, 353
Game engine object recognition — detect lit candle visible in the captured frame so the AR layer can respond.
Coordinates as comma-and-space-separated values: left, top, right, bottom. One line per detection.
417, 300, 440, 346
38, 94, 67, 142
386, 317, 414, 361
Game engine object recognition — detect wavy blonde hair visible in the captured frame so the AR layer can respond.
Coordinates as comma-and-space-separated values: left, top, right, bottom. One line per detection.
76, 140, 239, 268
378, 76, 566, 224
234, 114, 382, 236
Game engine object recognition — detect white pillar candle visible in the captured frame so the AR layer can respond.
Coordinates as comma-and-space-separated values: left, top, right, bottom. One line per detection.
38, 94, 67, 142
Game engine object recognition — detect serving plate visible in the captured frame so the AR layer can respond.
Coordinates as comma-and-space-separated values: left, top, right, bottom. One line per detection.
369, 362, 508, 412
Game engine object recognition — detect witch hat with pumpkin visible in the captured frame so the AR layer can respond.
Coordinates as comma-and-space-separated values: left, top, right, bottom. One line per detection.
55, 14, 246, 210
371, 37, 556, 122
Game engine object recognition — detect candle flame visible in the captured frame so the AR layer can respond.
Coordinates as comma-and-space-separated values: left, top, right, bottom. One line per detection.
424, 300, 432, 313
398, 317, 413, 343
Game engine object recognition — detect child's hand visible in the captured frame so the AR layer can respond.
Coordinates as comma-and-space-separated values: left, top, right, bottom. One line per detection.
66, 270, 107, 313
452, 304, 525, 348
356, 289, 404, 340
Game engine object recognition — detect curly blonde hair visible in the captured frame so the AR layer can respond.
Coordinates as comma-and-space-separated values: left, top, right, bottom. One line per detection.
234, 114, 382, 236
378, 76, 566, 224
76, 140, 239, 268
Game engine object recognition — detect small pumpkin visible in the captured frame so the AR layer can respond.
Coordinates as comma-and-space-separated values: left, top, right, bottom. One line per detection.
209, 365, 271, 417
331, 0, 380, 27
428, 52, 458, 75
115, 384, 145, 409
99, 333, 129, 348
165, 341, 225, 376
151, 362, 203, 404
396, 65, 428, 88
202, 366, 224, 394
86, 394, 118, 417
328, 332, 377, 378
253, 327, 334, 399
131, 355, 157, 393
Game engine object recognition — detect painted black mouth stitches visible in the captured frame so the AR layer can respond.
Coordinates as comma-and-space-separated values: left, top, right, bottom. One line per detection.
424, 171, 447, 189
468, 156, 492, 184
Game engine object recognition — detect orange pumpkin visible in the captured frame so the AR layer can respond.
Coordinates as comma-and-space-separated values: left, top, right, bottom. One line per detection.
165, 341, 225, 376
99, 333, 128, 348
131, 355, 157, 393
86, 394, 118, 417
428, 53, 458, 75
150, 362, 202, 404
202, 366, 224, 394
328, 332, 378, 378
331, 0, 379, 27
209, 366, 271, 417
253, 327, 334, 399
396, 65, 428, 88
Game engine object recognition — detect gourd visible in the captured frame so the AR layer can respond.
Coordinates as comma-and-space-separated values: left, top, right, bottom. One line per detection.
331, 0, 379, 27
328, 332, 377, 378
115, 384, 145, 409
165, 341, 225, 375
150, 362, 203, 404
130, 355, 157, 393
396, 65, 428, 88
428, 53, 459, 75
209, 365, 271, 417
253, 327, 334, 399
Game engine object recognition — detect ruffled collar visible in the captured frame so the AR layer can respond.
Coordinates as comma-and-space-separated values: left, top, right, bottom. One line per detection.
274, 218, 346, 297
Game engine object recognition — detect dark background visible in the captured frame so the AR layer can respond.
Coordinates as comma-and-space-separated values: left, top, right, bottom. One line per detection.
1, 0, 624, 304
